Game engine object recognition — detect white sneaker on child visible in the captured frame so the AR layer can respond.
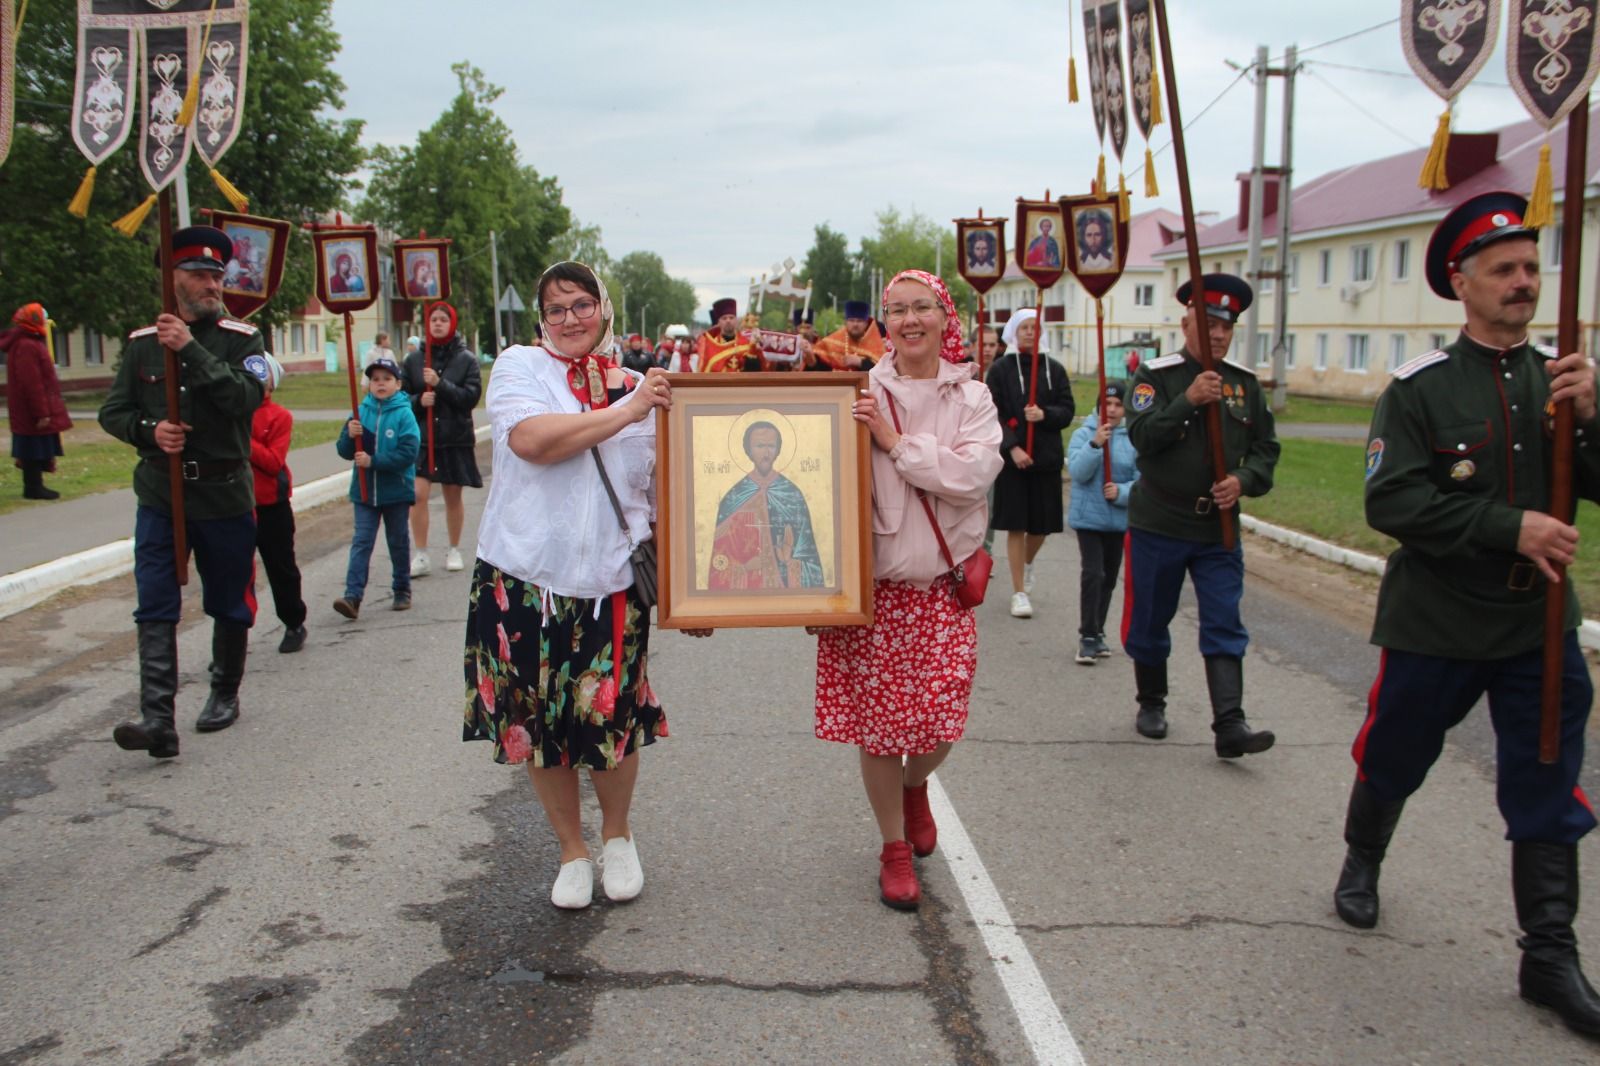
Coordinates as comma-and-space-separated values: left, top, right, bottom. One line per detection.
446, 546, 464, 571
410, 552, 431, 578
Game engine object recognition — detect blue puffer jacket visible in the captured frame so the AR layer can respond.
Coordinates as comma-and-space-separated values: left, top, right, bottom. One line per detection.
336, 389, 421, 506
1066, 412, 1139, 532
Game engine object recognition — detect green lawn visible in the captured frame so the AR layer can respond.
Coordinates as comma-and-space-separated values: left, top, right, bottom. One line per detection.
0, 420, 345, 516
67, 362, 495, 413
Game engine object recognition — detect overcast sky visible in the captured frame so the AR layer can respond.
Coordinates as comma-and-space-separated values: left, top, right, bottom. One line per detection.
329, 1, 1533, 318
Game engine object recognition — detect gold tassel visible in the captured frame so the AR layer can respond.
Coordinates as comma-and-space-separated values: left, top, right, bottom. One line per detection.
1525, 143, 1555, 228
1150, 61, 1164, 128
1144, 146, 1160, 197
1417, 109, 1452, 191
1095, 154, 1107, 198
111, 193, 158, 237
1118, 173, 1132, 221
209, 167, 249, 211
1069, 56, 1080, 103
176, 73, 200, 127
67, 165, 97, 218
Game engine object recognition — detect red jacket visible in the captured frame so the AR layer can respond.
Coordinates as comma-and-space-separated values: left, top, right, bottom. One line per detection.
2, 326, 72, 435
250, 397, 294, 506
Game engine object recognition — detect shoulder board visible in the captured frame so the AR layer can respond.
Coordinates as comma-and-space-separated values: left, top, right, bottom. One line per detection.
1145, 353, 1184, 370
1535, 343, 1559, 360
128, 325, 158, 340
1222, 358, 1257, 376
218, 319, 258, 335
1392, 349, 1448, 380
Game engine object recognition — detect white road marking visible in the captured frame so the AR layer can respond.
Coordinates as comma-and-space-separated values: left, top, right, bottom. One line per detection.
928, 773, 1086, 1066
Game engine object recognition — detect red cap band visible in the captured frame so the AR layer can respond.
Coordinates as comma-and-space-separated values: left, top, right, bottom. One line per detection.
1447, 209, 1524, 269
173, 244, 223, 263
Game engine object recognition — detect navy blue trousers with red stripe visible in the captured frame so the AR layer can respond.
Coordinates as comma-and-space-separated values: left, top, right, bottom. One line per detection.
1122, 528, 1248, 664
133, 505, 257, 627
1354, 635, 1595, 843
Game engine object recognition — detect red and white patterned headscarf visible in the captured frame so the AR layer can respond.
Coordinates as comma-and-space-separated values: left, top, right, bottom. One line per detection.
882, 269, 966, 364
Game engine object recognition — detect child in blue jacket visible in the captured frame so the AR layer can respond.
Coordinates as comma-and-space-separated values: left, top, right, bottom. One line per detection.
334, 355, 421, 618
1066, 381, 1140, 664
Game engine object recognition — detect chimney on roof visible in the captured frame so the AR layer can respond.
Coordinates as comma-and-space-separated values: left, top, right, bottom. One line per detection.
1438, 132, 1501, 189
1235, 169, 1284, 231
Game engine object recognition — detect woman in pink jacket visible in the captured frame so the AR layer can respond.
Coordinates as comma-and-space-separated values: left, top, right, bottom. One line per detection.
813, 269, 1003, 910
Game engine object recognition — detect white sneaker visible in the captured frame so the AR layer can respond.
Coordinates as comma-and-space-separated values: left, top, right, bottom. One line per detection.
410, 551, 431, 578
1023, 563, 1035, 594
600, 836, 644, 902
550, 858, 594, 909
445, 546, 464, 572
1010, 592, 1033, 618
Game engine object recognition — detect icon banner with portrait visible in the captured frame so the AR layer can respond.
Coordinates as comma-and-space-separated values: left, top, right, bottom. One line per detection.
657, 373, 873, 630
1061, 192, 1128, 298
203, 209, 289, 319
1014, 198, 1067, 290
310, 224, 379, 313
954, 217, 1008, 295
393, 236, 452, 304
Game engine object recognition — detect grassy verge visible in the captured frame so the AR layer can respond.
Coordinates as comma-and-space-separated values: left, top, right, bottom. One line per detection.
0, 420, 345, 517
68, 362, 496, 413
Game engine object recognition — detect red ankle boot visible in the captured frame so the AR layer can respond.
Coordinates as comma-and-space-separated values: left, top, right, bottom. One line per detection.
903, 782, 937, 857
879, 840, 920, 910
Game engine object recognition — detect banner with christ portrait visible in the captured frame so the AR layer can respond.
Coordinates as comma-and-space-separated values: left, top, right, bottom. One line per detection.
1061, 192, 1129, 299
954, 217, 1008, 295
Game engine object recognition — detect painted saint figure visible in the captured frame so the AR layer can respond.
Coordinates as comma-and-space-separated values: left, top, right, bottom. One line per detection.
330, 252, 366, 296
707, 421, 824, 591
1024, 218, 1061, 270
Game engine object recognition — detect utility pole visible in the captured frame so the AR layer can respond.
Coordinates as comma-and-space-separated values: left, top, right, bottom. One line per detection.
1242, 45, 1269, 373
489, 229, 502, 354
1269, 45, 1298, 413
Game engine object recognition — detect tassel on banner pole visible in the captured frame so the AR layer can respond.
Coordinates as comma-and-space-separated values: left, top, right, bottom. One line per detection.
1118, 173, 1132, 221
1150, 60, 1164, 127
67, 166, 97, 218
1525, 141, 1555, 228
1069, 56, 1081, 103
1418, 109, 1452, 190
1144, 146, 1160, 197
176, 0, 222, 128
111, 193, 158, 237
1095, 154, 1107, 197
208, 168, 249, 211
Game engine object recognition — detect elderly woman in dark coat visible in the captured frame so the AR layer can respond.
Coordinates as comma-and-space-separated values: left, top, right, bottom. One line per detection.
3, 303, 72, 500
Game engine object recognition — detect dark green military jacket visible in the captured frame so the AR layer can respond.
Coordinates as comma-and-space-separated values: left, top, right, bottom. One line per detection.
1366, 332, 1600, 658
98, 313, 265, 520
1125, 350, 1280, 543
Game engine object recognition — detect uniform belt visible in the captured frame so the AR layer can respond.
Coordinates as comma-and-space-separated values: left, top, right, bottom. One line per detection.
144, 457, 242, 482
1139, 479, 1215, 515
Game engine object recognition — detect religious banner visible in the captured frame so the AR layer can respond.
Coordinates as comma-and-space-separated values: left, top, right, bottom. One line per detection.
1015, 197, 1068, 291
1083, 0, 1109, 186
1061, 192, 1129, 298
1401, 0, 1503, 189
392, 236, 453, 303
68, 0, 250, 223
954, 216, 1008, 296
1508, 0, 1599, 128
310, 224, 379, 313
752, 329, 803, 366
1094, 0, 1129, 162
1125, 0, 1164, 195
1, 0, 16, 169
204, 209, 290, 319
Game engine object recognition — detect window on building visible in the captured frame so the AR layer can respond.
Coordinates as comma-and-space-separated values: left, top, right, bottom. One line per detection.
1393, 239, 1411, 281
54, 331, 69, 368
1256, 332, 1271, 365
84, 330, 104, 366
1430, 333, 1448, 351
1389, 333, 1408, 371
1347, 333, 1370, 373
1171, 267, 1180, 291
1260, 254, 1275, 295
1351, 245, 1374, 283
1285, 333, 1298, 369
1233, 259, 1244, 277
1540, 334, 1558, 348
291, 323, 305, 353
1548, 223, 1564, 269
1315, 332, 1329, 370
1318, 249, 1332, 286
310, 324, 320, 352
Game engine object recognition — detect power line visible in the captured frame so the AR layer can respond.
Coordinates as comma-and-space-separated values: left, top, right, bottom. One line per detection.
1272, 17, 1399, 64
1308, 58, 1512, 89
1300, 66, 1423, 148
1127, 65, 1253, 180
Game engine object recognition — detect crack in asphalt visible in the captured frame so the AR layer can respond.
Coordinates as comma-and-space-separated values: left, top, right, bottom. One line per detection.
1015, 911, 1424, 945
0, 1033, 63, 1064
132, 885, 230, 959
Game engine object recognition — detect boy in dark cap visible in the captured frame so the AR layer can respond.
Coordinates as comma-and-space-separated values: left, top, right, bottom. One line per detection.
1333, 191, 1600, 1038
99, 225, 267, 758
333, 354, 420, 620
1123, 273, 1279, 756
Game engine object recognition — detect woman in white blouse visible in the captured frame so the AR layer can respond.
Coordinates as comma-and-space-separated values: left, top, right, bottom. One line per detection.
464, 261, 673, 910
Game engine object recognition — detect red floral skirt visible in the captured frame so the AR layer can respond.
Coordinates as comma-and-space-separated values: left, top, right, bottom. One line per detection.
814, 577, 977, 756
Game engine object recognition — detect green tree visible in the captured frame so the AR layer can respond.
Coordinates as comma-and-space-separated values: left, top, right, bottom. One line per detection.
0, 0, 365, 339
360, 63, 570, 350
856, 206, 972, 311
800, 224, 856, 313
610, 251, 697, 341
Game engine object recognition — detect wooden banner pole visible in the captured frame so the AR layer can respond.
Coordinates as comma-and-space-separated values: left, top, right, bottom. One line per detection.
157, 189, 189, 585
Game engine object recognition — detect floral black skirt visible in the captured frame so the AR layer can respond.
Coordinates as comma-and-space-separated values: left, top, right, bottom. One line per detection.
462, 560, 666, 769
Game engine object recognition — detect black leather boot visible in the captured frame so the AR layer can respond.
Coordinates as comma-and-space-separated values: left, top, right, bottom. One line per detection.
1205, 655, 1274, 758
113, 622, 180, 758
1134, 660, 1168, 739
195, 621, 248, 732
21, 462, 58, 500
1333, 778, 1405, 928
1515, 841, 1600, 1037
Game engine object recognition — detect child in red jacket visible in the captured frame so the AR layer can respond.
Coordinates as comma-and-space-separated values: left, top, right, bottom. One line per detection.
247, 354, 308, 653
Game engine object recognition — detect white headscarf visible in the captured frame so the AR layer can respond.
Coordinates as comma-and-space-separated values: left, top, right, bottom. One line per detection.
1001, 308, 1050, 353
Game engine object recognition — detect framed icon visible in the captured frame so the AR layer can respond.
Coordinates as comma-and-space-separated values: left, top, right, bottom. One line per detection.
656, 373, 873, 629
1062, 193, 1129, 298
311, 225, 379, 312
1015, 198, 1067, 290
206, 210, 291, 319
954, 217, 1008, 295
392, 236, 453, 304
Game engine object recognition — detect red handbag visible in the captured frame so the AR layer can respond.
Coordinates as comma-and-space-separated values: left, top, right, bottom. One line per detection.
884, 391, 993, 609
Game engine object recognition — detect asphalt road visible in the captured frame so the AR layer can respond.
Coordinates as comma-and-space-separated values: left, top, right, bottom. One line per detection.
2, 447, 1598, 1065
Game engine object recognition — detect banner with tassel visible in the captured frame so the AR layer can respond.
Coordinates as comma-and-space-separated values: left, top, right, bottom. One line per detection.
1088, 0, 1131, 208
1401, 0, 1502, 191
68, 0, 248, 226
1083, 0, 1109, 192
1125, 0, 1162, 197
1507, 0, 1599, 228
1, 0, 15, 169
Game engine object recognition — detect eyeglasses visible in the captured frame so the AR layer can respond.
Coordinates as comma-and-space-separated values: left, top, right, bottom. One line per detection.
542, 298, 599, 325
884, 300, 944, 321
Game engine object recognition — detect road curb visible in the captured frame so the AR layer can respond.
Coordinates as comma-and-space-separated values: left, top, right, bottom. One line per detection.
0, 424, 490, 621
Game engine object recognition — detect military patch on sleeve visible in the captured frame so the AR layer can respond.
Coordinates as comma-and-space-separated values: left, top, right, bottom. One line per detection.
1365, 438, 1384, 479
1131, 382, 1156, 412
127, 325, 158, 339
1392, 349, 1448, 379
1145, 353, 1185, 370
218, 319, 259, 335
